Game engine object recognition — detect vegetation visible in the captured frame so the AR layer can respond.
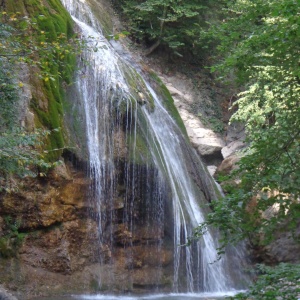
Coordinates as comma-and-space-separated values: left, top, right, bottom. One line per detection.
0, 1, 82, 191
227, 263, 300, 300
113, 0, 218, 58
0, 55, 52, 192
192, 0, 300, 297
0, 128, 55, 192
0, 216, 26, 258
191, 0, 300, 250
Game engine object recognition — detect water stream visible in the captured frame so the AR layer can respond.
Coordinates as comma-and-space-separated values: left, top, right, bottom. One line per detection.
35, 291, 244, 300
61, 0, 248, 295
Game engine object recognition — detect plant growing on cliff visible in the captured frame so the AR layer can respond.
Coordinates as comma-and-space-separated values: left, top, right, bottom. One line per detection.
0, 4, 83, 190
0, 216, 26, 258
0, 11, 82, 82
0, 127, 57, 192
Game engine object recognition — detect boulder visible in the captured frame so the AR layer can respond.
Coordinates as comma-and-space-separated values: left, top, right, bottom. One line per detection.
221, 140, 245, 159
215, 153, 240, 177
262, 222, 300, 263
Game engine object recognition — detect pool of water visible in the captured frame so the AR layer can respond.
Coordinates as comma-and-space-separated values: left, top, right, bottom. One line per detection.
36, 291, 245, 300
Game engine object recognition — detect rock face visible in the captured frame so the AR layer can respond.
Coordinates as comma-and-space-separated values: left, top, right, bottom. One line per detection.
251, 222, 300, 264
265, 222, 300, 263
1, 162, 88, 230
0, 159, 95, 297
0, 157, 175, 298
160, 75, 225, 165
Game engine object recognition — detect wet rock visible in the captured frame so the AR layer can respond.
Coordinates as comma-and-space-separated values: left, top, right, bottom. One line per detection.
114, 224, 133, 245
132, 245, 173, 268
113, 129, 128, 158
132, 267, 166, 287
0, 286, 18, 300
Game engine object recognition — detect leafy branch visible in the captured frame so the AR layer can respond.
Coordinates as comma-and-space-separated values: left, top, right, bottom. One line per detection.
192, 0, 300, 253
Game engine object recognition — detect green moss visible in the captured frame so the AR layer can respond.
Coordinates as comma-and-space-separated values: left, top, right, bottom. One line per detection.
30, 81, 65, 161
23, 0, 44, 14
0, 216, 26, 258
0, 238, 13, 258
14, 0, 77, 161
127, 131, 152, 165
149, 71, 188, 138
123, 67, 155, 112
5, 0, 26, 13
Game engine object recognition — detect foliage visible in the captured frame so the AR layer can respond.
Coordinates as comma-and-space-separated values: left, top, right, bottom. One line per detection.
0, 58, 18, 129
0, 128, 58, 192
114, 0, 218, 56
0, 57, 59, 192
0, 10, 80, 82
227, 263, 300, 300
198, 112, 224, 133
193, 0, 300, 249
0, 215, 26, 258
0, 1, 85, 161
0, 2, 82, 190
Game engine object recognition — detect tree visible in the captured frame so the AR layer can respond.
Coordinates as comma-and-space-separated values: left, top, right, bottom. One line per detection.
116, 0, 216, 57
194, 0, 300, 249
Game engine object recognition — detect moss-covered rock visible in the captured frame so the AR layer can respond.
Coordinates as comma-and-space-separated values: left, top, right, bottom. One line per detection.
4, 0, 78, 161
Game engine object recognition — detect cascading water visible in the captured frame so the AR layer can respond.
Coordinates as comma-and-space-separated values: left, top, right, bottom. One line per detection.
62, 0, 248, 294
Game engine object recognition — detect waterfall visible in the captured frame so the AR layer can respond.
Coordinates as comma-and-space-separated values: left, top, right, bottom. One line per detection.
61, 0, 247, 293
